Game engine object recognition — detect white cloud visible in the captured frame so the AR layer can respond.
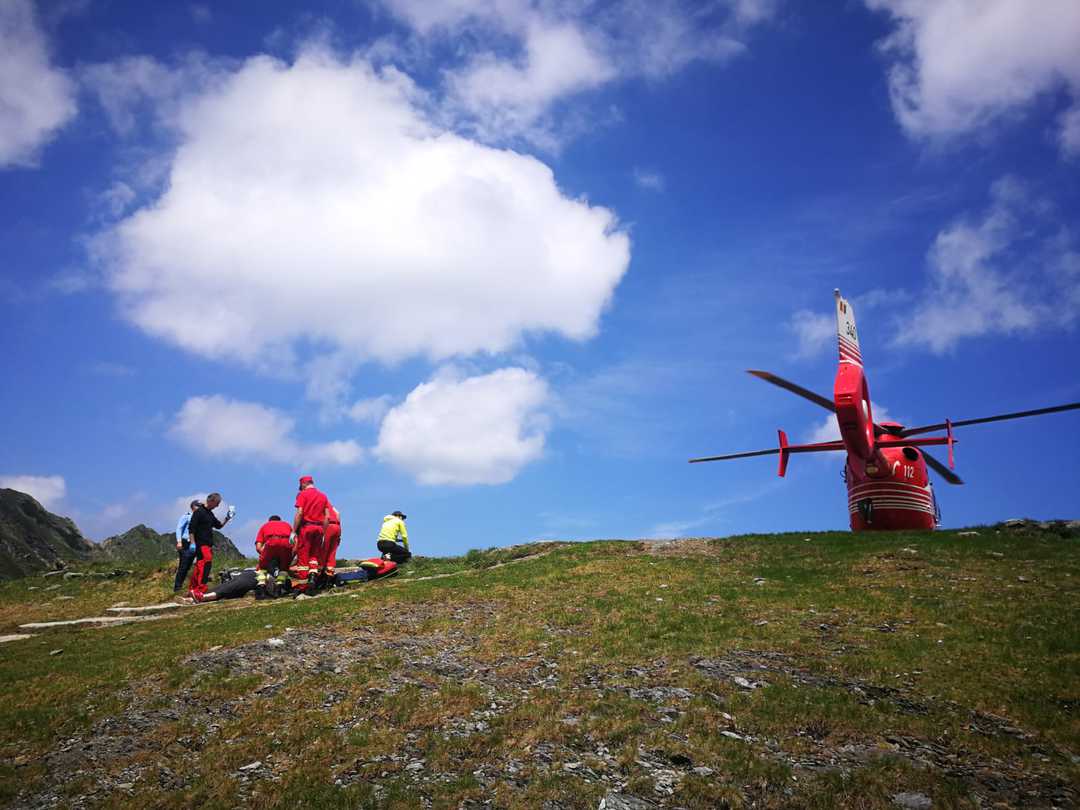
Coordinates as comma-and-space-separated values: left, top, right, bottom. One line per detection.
348, 394, 395, 424
378, 0, 772, 144
169, 395, 363, 467
445, 16, 616, 144
80, 53, 220, 137
99, 181, 136, 218
93, 47, 630, 393
0, 474, 67, 509
806, 403, 897, 444
866, 0, 1080, 155
167, 492, 207, 519
646, 517, 709, 540
632, 168, 664, 191
0, 0, 77, 167
896, 177, 1080, 353
789, 309, 833, 359
375, 366, 550, 484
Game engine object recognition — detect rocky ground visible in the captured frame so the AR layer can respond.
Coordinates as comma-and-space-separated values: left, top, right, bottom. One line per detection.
3, 527, 1078, 808
17, 603, 1077, 808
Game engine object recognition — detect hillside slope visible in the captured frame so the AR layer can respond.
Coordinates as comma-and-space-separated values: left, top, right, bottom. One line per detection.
0, 489, 95, 579
97, 524, 243, 563
0, 526, 1077, 809
0, 490, 245, 579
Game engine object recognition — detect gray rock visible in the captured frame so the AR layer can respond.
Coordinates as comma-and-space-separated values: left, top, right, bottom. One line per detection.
0, 634, 35, 644
267, 638, 285, 648
598, 793, 655, 810
732, 676, 761, 690
692, 766, 714, 777
892, 792, 932, 809
238, 761, 261, 771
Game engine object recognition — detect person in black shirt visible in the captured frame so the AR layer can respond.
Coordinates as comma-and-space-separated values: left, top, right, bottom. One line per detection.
188, 492, 234, 601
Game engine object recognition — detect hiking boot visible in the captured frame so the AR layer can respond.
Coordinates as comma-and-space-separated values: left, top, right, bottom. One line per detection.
254, 584, 269, 601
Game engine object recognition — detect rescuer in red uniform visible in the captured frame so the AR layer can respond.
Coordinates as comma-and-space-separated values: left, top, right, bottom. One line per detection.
320, 504, 342, 585
254, 514, 293, 599
291, 475, 329, 592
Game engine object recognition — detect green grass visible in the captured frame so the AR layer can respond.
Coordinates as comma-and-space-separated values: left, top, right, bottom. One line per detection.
0, 527, 1077, 808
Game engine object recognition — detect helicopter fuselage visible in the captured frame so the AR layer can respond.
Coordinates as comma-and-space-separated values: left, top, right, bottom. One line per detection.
845, 442, 936, 531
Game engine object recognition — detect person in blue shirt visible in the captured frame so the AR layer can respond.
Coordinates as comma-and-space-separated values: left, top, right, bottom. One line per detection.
173, 499, 202, 592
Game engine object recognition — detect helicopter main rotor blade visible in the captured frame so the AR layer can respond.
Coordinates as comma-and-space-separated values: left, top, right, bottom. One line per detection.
689, 439, 846, 464
747, 370, 835, 412
922, 450, 963, 485
899, 402, 1080, 438
689, 448, 780, 463
747, 369, 895, 437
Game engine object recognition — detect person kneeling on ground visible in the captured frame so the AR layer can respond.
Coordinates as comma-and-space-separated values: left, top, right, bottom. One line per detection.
254, 514, 293, 600
376, 510, 412, 564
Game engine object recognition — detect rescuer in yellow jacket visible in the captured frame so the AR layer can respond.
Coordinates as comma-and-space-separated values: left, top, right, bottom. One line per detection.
377, 511, 412, 563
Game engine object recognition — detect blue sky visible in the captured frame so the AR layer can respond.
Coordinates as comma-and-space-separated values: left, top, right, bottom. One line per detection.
2, 0, 1079, 558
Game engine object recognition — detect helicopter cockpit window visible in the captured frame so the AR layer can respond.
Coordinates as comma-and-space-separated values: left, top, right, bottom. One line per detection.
902, 446, 920, 461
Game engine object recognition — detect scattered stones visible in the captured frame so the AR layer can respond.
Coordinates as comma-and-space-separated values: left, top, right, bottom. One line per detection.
598, 791, 656, 809
19, 615, 168, 630
266, 638, 286, 648
0, 634, 35, 644
731, 676, 763, 690
106, 603, 184, 614
892, 791, 932, 809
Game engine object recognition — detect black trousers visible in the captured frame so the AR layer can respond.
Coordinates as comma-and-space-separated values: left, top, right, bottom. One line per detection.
174, 544, 196, 591
377, 540, 411, 563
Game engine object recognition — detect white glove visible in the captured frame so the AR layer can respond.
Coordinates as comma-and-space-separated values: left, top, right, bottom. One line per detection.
226, 505, 236, 519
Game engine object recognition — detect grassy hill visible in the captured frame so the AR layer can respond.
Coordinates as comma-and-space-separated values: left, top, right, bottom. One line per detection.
0, 526, 1077, 808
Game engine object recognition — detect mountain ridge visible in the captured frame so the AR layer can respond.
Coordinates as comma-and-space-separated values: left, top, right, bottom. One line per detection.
0, 489, 244, 578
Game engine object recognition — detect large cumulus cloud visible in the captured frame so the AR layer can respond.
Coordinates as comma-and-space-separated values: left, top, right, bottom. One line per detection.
95, 47, 631, 375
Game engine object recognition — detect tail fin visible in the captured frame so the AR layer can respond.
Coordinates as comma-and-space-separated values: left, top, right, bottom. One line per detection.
835, 289, 862, 367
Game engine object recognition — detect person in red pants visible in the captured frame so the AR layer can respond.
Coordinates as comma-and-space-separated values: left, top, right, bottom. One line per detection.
188, 492, 234, 601
319, 504, 342, 585
291, 475, 328, 592
254, 514, 294, 598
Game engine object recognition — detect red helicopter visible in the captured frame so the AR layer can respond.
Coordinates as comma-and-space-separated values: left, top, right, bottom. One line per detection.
690, 290, 1080, 531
